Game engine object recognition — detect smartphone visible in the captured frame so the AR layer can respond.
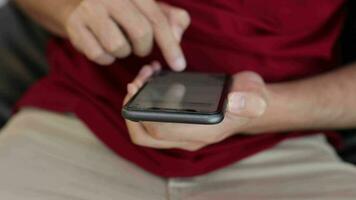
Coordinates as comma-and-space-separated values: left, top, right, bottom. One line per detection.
122, 71, 231, 124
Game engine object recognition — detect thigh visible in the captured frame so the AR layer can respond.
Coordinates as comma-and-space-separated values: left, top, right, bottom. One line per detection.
168, 134, 356, 200
0, 109, 166, 200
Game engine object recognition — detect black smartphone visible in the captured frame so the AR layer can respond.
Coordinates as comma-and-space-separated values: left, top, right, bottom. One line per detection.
122, 71, 231, 124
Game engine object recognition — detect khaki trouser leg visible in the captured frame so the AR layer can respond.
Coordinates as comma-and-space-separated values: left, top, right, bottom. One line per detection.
1, 109, 356, 200
168, 134, 356, 200
0, 109, 167, 200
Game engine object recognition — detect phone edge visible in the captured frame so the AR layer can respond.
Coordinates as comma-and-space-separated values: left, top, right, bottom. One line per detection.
122, 108, 224, 124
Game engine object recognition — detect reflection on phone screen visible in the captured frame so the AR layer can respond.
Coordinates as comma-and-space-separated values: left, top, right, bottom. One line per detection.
129, 72, 226, 113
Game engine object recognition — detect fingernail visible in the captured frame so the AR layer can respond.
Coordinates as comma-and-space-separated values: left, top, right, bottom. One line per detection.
228, 92, 246, 113
173, 56, 186, 71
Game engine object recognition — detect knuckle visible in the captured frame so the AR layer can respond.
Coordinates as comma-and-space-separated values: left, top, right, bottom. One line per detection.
78, 1, 106, 20
130, 133, 143, 146
107, 40, 129, 54
149, 12, 168, 27
132, 26, 153, 41
242, 71, 260, 77
132, 31, 153, 57
150, 129, 165, 140
146, 125, 169, 140
175, 9, 191, 26
234, 71, 264, 84
106, 43, 119, 53
80, 1, 95, 13
66, 13, 80, 28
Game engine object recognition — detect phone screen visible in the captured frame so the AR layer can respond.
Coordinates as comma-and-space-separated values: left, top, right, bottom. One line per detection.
127, 71, 229, 113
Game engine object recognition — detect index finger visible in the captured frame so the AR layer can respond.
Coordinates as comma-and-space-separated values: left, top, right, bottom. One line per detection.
132, 0, 187, 71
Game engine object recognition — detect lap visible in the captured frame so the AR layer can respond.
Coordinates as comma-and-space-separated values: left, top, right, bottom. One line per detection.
171, 134, 356, 200
0, 109, 356, 200
0, 109, 166, 200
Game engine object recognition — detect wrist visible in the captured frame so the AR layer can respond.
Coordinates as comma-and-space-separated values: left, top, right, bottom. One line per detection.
239, 83, 305, 134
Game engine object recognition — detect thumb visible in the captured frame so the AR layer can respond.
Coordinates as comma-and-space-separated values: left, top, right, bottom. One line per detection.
227, 72, 268, 118
158, 2, 191, 42
227, 92, 267, 118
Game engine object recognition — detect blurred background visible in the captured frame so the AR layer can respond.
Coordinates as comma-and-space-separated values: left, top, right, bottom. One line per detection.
0, 0, 8, 7
0, 1, 48, 127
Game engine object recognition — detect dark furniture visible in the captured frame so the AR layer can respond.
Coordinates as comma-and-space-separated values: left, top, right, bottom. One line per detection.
0, 3, 48, 127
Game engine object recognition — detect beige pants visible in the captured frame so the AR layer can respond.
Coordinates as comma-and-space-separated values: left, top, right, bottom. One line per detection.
0, 109, 356, 200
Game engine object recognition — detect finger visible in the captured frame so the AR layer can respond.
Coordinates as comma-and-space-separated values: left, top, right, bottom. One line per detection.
66, 18, 115, 65
132, 0, 186, 71
128, 62, 162, 109
123, 84, 137, 105
82, 4, 131, 58
107, 0, 154, 57
127, 83, 139, 96
231, 71, 266, 95
151, 61, 162, 72
227, 92, 267, 117
142, 121, 230, 144
131, 61, 162, 89
158, 2, 191, 42
228, 71, 268, 117
125, 64, 156, 105
126, 120, 201, 151
132, 65, 155, 88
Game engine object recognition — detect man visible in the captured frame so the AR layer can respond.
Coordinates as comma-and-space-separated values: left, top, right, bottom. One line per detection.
0, 0, 356, 199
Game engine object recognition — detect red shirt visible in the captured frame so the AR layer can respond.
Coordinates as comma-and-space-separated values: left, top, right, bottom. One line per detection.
16, 0, 346, 177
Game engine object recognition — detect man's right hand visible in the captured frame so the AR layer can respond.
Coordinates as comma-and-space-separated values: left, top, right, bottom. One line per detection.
63, 0, 190, 70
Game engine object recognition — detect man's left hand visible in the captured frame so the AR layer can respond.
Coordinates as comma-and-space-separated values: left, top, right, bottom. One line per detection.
123, 62, 269, 151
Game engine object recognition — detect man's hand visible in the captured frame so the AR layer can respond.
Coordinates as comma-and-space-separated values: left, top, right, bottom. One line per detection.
15, 0, 190, 70
65, 0, 190, 69
123, 63, 269, 151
